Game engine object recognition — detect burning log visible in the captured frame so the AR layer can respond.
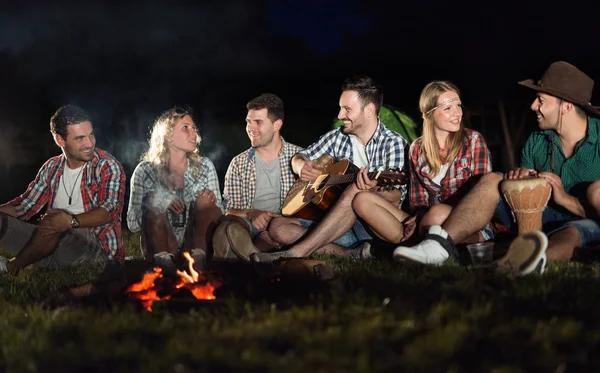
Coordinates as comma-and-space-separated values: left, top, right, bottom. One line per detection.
46, 253, 336, 312
125, 252, 221, 311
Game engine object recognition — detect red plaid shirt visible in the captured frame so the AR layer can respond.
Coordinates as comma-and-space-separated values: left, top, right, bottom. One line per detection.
409, 129, 492, 211
8, 148, 126, 259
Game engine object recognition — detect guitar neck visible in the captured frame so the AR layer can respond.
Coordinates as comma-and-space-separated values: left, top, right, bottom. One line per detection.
327, 172, 380, 186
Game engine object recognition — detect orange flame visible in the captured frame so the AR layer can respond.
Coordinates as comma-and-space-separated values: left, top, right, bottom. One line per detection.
125, 252, 221, 311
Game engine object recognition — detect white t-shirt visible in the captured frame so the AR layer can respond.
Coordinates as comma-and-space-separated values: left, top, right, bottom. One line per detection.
431, 163, 450, 186
53, 164, 85, 215
349, 134, 368, 168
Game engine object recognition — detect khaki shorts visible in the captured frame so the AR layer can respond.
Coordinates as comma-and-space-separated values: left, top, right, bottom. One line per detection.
0, 214, 107, 268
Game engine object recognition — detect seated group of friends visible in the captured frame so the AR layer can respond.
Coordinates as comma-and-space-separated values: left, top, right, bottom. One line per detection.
1, 60, 600, 277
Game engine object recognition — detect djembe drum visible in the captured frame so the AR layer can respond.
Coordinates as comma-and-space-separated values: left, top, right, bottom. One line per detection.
500, 177, 552, 234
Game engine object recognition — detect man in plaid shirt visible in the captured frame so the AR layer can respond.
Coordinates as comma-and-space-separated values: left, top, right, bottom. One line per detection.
213, 93, 303, 261
0, 105, 126, 274
252, 76, 409, 263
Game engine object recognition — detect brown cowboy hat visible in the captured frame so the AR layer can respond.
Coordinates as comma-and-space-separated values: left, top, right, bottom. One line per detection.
518, 61, 600, 117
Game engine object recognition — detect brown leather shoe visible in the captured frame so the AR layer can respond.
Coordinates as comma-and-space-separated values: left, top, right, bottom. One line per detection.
212, 222, 239, 261
226, 222, 260, 262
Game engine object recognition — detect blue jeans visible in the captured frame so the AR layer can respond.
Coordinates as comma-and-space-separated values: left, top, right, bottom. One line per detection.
494, 196, 600, 247
297, 218, 373, 248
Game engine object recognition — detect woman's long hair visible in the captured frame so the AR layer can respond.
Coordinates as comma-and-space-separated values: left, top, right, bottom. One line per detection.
419, 81, 464, 178
141, 107, 202, 188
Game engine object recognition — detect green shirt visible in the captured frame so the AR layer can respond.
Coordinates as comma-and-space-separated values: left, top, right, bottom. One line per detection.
521, 116, 600, 200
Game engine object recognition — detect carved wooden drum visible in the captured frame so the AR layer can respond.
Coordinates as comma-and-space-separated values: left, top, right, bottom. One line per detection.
500, 177, 552, 234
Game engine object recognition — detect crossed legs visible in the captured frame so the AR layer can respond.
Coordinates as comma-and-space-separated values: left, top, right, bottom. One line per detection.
268, 187, 364, 257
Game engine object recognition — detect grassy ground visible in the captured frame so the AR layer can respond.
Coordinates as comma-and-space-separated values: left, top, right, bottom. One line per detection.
2, 232, 600, 372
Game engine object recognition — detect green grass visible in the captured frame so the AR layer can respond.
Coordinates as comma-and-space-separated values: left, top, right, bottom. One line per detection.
2, 232, 600, 372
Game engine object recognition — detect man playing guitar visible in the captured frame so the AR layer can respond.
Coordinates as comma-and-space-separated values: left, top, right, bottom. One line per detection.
252, 75, 413, 263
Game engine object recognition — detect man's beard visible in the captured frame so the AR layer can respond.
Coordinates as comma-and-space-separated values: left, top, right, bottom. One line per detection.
251, 132, 274, 148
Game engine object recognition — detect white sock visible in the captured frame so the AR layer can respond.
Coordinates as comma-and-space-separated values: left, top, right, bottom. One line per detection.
428, 225, 449, 239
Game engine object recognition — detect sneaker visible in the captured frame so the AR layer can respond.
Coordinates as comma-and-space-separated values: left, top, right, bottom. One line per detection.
393, 225, 455, 265
349, 241, 372, 260
0, 257, 7, 273
494, 230, 548, 276
250, 251, 290, 264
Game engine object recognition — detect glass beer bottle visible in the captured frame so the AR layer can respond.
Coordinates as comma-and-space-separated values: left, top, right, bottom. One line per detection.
171, 188, 187, 228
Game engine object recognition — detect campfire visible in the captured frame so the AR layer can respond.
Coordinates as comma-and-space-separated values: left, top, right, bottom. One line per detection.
125, 252, 222, 311
47, 255, 335, 313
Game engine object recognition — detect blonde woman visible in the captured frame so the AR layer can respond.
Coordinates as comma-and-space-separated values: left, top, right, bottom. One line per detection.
127, 107, 223, 268
349, 81, 492, 253
408, 81, 492, 242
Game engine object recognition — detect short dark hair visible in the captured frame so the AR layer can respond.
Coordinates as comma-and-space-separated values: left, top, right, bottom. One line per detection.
50, 105, 92, 139
246, 93, 284, 123
341, 75, 383, 114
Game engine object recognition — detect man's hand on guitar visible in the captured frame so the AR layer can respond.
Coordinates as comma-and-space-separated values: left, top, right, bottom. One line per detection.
248, 210, 279, 231
299, 161, 323, 182
356, 167, 377, 191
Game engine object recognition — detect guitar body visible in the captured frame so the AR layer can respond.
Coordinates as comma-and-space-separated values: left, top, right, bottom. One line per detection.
282, 155, 359, 221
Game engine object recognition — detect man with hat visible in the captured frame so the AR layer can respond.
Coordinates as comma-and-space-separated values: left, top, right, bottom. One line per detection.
393, 61, 600, 274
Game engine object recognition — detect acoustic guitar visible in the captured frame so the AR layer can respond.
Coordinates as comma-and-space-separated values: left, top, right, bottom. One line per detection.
281, 154, 408, 221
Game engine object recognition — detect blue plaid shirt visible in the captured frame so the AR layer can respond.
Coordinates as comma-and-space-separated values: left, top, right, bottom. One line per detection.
298, 119, 409, 204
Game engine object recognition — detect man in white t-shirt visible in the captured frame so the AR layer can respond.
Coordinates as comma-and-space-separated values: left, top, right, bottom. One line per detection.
0, 105, 126, 274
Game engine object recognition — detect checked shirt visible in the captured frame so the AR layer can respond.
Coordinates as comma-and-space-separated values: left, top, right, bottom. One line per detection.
223, 137, 303, 212
409, 128, 492, 210
298, 120, 409, 204
127, 157, 223, 248
9, 148, 126, 259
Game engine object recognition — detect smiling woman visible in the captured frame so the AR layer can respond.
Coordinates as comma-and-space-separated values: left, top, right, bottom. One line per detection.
404, 81, 493, 241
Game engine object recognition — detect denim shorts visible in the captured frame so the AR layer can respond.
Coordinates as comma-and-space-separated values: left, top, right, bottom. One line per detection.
240, 217, 263, 239
297, 218, 373, 248
494, 194, 600, 247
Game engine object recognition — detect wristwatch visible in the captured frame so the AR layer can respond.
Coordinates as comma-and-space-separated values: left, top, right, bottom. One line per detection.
70, 215, 80, 229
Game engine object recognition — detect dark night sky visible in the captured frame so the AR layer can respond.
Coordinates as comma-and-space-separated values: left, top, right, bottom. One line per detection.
1, 0, 599, 203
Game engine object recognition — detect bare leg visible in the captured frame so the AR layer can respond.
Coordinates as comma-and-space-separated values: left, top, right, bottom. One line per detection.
275, 187, 361, 257
546, 226, 581, 261
6, 228, 61, 274
142, 205, 179, 260
184, 195, 223, 253
586, 180, 600, 218
442, 173, 503, 243
420, 203, 452, 235
268, 216, 349, 254
352, 191, 409, 243
268, 217, 310, 245
254, 232, 280, 252
420, 203, 484, 243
